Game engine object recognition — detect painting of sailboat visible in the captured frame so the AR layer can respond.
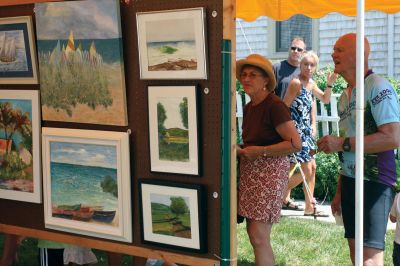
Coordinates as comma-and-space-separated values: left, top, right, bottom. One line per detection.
42, 128, 132, 242
35, 0, 128, 125
137, 8, 207, 79
0, 34, 16, 63
0, 90, 41, 203
0, 16, 38, 84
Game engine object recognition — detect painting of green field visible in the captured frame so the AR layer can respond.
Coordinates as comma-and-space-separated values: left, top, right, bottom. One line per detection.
150, 193, 191, 239
157, 96, 189, 161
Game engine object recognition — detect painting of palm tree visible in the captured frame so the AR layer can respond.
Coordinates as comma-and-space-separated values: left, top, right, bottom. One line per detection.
0, 90, 41, 203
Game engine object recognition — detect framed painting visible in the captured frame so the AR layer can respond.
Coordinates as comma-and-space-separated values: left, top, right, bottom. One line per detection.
42, 127, 132, 242
35, 0, 128, 126
148, 86, 199, 175
0, 16, 38, 84
139, 180, 206, 252
0, 90, 41, 203
137, 8, 207, 80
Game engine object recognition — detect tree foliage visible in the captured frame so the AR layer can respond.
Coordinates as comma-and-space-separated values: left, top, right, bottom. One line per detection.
157, 102, 167, 136
0, 151, 28, 180
0, 102, 31, 154
100, 175, 118, 197
169, 196, 188, 218
179, 97, 188, 129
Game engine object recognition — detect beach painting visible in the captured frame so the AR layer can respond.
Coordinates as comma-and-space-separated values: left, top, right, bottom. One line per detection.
137, 8, 207, 79
42, 128, 131, 242
35, 0, 128, 125
148, 86, 199, 175
0, 16, 38, 84
140, 180, 206, 252
0, 90, 41, 203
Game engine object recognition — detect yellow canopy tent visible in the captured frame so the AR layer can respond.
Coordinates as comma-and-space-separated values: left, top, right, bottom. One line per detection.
236, 1, 400, 265
237, 0, 400, 21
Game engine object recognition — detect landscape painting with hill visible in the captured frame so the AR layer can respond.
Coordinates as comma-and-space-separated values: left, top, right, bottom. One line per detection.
140, 181, 205, 252
34, 0, 127, 125
148, 86, 199, 175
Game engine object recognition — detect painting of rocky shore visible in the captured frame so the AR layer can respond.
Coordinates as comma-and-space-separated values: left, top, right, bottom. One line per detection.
137, 8, 207, 79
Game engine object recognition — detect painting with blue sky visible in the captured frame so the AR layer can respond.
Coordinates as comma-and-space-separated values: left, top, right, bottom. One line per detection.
42, 128, 131, 242
35, 0, 128, 125
0, 90, 40, 203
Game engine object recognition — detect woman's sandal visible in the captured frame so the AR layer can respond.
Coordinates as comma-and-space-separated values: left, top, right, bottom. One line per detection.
282, 199, 304, 211
304, 210, 329, 217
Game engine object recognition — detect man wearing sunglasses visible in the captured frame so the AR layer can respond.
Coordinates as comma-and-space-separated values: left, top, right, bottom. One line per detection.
273, 37, 306, 99
273, 37, 310, 211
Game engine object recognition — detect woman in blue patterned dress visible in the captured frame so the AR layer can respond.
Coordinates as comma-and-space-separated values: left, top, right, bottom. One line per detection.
283, 51, 337, 216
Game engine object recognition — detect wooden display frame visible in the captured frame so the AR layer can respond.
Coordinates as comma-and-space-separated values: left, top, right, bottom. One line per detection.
0, 0, 236, 265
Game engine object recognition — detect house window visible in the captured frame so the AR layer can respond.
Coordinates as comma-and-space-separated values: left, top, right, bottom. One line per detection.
275, 15, 313, 52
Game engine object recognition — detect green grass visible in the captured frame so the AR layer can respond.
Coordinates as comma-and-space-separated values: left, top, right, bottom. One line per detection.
0, 218, 396, 265
238, 217, 395, 266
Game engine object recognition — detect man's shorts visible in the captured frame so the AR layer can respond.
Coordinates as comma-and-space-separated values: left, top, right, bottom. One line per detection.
341, 175, 394, 250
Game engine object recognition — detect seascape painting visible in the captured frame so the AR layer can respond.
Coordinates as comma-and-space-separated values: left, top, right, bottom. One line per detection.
137, 8, 207, 79
35, 0, 128, 125
0, 90, 41, 203
148, 86, 199, 175
0, 16, 38, 84
49, 142, 119, 226
42, 128, 131, 242
145, 19, 197, 71
140, 181, 206, 252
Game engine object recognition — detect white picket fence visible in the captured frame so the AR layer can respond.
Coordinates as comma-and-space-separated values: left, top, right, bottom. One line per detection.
236, 92, 341, 139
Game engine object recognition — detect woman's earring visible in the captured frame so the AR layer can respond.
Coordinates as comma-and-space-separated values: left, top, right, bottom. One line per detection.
263, 86, 267, 91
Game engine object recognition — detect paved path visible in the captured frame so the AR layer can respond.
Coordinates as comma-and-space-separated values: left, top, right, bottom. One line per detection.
280, 200, 396, 230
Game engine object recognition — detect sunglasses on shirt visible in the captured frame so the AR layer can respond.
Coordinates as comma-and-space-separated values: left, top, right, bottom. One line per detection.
291, 46, 304, 52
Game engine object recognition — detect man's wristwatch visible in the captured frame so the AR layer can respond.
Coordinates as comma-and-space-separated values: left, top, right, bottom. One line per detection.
342, 137, 351, 152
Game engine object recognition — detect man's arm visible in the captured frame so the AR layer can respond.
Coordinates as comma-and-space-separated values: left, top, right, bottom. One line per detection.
317, 122, 400, 154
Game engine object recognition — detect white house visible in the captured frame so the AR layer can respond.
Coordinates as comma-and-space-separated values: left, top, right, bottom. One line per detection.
236, 12, 400, 79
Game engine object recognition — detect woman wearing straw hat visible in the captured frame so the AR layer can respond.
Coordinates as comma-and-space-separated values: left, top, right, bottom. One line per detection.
236, 54, 301, 265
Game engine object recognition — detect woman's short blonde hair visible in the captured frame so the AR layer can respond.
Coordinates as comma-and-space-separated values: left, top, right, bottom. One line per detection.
300, 50, 319, 68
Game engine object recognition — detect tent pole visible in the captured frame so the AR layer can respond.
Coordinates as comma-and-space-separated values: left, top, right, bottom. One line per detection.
355, 0, 365, 265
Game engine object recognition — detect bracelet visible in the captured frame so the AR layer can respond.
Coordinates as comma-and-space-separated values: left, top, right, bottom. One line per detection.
327, 85, 333, 88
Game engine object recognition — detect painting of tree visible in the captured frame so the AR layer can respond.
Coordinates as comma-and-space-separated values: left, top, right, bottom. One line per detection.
0, 90, 41, 203
148, 86, 199, 175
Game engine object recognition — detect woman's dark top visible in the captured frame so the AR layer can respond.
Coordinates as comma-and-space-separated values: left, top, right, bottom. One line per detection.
242, 93, 292, 148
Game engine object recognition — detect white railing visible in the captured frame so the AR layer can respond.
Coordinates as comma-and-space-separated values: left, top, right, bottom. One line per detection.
236, 92, 340, 139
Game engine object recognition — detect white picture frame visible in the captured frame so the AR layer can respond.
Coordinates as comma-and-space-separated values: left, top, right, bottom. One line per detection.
136, 8, 207, 80
42, 127, 132, 242
148, 86, 199, 175
0, 90, 41, 203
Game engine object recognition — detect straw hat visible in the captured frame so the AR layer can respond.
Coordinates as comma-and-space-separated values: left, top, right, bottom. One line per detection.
236, 54, 276, 92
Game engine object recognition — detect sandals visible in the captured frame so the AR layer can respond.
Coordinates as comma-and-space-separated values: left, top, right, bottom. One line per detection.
304, 210, 329, 217
282, 199, 304, 211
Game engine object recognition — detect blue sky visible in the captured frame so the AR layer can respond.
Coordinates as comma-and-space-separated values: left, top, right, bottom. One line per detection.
35, 0, 120, 40
50, 141, 117, 169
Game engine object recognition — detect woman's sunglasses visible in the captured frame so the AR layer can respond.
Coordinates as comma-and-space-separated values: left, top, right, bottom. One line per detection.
291, 46, 304, 52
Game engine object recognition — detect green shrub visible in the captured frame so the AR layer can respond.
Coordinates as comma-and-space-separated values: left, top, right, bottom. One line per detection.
291, 152, 339, 202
